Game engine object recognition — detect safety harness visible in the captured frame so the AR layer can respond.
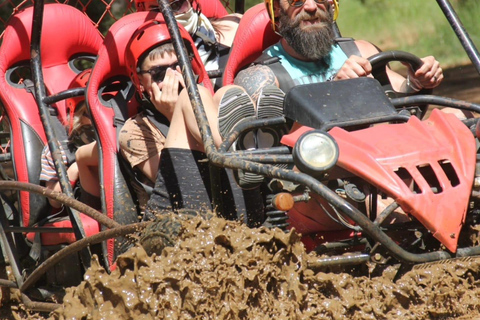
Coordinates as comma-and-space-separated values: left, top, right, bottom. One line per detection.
252, 37, 361, 93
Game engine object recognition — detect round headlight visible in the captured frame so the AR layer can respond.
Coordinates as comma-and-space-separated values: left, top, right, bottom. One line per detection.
293, 130, 339, 175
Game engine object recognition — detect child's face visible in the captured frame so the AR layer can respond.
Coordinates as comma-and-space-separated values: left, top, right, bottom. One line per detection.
138, 51, 180, 95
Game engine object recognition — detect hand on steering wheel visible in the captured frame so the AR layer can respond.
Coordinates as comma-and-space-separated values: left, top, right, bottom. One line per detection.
368, 50, 433, 98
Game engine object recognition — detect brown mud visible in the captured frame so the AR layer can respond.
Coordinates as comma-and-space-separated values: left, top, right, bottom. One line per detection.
434, 64, 480, 104
50, 217, 480, 319
2, 64, 480, 320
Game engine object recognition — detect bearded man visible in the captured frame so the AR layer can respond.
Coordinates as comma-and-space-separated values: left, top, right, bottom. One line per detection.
234, 0, 443, 101
215, 0, 445, 190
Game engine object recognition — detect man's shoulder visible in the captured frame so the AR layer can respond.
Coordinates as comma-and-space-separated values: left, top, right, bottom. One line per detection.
234, 63, 278, 99
352, 39, 380, 58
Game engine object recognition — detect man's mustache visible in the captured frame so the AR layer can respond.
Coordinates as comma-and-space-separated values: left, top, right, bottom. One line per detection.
291, 9, 331, 27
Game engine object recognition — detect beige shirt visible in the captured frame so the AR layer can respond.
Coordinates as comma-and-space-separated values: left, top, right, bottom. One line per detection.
119, 112, 166, 209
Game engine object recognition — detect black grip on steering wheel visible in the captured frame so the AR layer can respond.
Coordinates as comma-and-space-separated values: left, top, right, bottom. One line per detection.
368, 50, 423, 88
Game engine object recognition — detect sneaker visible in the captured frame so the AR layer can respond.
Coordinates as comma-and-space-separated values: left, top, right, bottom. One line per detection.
218, 86, 288, 190
256, 85, 287, 149
217, 86, 255, 146
218, 87, 261, 189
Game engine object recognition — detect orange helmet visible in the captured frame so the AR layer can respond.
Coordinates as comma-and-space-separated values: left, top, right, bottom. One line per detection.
265, 0, 339, 31
65, 69, 91, 133
125, 19, 205, 97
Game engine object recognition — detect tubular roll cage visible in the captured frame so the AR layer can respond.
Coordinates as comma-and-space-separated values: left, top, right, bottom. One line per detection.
175, 0, 480, 265
0, 0, 480, 313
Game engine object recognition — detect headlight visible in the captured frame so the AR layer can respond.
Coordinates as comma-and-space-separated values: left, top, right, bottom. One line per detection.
293, 130, 339, 175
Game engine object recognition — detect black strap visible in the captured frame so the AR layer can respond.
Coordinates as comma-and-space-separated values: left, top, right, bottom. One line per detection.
142, 104, 170, 138
193, 30, 219, 64
23, 79, 36, 97
194, 29, 217, 47
251, 38, 360, 93
28, 208, 69, 262
211, 43, 231, 90
335, 37, 361, 57
253, 53, 295, 93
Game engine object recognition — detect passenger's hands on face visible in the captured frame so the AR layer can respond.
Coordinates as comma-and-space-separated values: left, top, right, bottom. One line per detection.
333, 55, 372, 81
149, 66, 185, 116
408, 56, 443, 90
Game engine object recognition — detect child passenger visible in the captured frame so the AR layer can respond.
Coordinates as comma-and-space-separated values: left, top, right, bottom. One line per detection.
120, 20, 263, 224
39, 69, 101, 211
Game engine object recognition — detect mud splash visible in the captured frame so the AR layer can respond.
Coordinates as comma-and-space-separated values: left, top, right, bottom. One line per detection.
43, 215, 480, 320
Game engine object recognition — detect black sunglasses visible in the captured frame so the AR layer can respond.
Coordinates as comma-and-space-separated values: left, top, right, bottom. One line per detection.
169, 0, 188, 12
287, 0, 328, 7
138, 62, 179, 83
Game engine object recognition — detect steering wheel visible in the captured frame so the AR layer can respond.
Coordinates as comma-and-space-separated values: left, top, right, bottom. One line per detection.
368, 50, 432, 98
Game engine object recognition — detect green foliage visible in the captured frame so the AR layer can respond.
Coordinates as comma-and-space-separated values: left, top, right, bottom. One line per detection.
336, 0, 480, 68
240, 0, 480, 68
245, 0, 263, 9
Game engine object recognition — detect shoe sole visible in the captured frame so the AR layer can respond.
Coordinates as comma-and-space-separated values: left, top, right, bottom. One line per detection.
218, 87, 260, 189
218, 87, 255, 140
256, 85, 288, 149
236, 85, 288, 189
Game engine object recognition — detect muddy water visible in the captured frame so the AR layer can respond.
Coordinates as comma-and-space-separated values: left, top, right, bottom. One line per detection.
32, 215, 480, 320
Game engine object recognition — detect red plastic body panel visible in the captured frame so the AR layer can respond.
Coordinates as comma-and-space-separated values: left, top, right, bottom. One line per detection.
282, 110, 476, 252
222, 3, 280, 86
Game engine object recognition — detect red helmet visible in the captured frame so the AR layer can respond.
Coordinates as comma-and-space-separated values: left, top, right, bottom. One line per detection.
125, 19, 205, 98
65, 69, 91, 132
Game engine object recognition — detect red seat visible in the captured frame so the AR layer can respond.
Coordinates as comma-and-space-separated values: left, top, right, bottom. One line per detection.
222, 3, 280, 86
0, 4, 103, 244
87, 11, 213, 266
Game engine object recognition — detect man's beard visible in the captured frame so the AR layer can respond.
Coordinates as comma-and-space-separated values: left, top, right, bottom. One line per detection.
278, 7, 335, 61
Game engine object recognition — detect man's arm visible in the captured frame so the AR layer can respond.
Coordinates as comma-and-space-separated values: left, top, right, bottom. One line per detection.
234, 64, 278, 103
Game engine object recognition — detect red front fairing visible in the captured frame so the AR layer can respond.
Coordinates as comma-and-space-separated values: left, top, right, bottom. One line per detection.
282, 109, 476, 252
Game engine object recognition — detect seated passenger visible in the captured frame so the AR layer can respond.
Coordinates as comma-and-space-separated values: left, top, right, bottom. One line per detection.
120, 20, 263, 223
39, 70, 101, 210
235, 0, 443, 101
222, 0, 445, 189
119, 38, 178, 209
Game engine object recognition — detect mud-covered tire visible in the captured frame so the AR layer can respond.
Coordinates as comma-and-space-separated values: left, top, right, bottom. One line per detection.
140, 209, 214, 256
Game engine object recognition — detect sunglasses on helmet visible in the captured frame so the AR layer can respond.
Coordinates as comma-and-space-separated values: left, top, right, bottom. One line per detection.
287, 0, 329, 8
138, 62, 179, 83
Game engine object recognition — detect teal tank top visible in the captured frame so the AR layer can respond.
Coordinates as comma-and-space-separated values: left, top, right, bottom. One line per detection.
264, 42, 348, 85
